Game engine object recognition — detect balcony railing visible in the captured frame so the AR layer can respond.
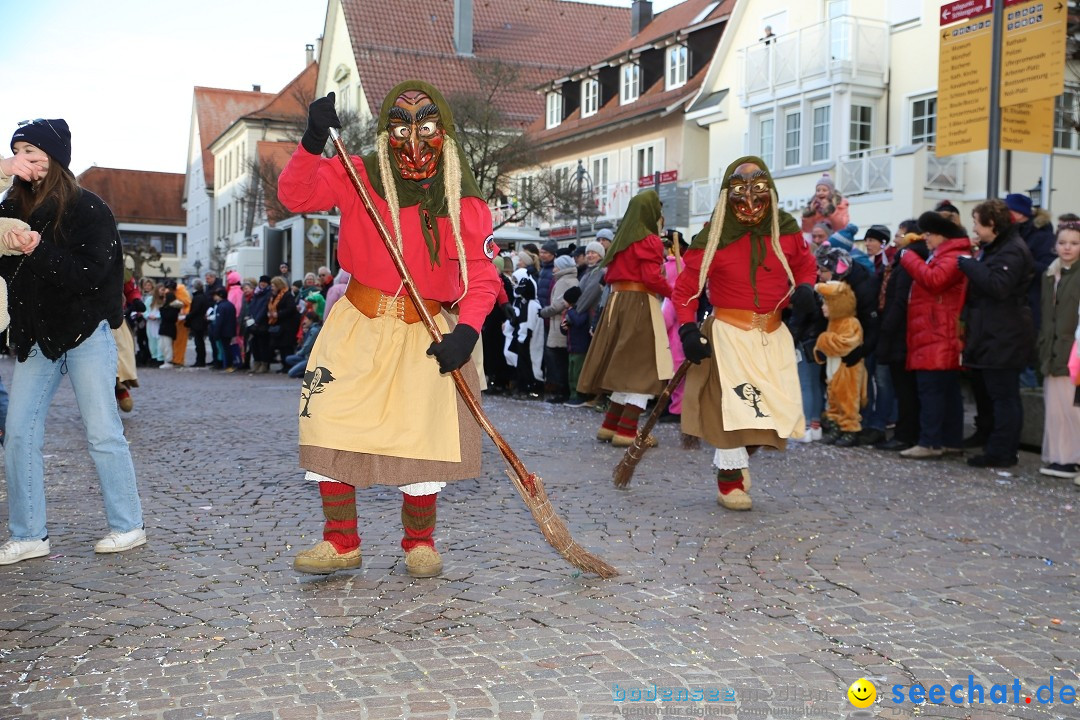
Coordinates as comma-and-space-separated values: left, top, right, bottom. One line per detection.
838, 145, 964, 196
742, 16, 888, 101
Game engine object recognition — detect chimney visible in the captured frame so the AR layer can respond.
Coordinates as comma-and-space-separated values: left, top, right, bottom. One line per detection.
631, 0, 653, 36
252, 84, 261, 92
454, 0, 474, 55
305, 43, 315, 66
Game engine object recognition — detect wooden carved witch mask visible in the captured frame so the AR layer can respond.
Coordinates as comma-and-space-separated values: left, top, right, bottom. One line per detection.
386, 89, 446, 180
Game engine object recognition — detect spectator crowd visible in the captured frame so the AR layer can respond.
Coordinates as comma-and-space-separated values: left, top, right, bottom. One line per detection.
478, 182, 1080, 484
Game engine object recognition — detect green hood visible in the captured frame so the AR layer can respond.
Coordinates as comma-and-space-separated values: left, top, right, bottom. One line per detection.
689, 155, 800, 305
601, 190, 662, 268
359, 79, 483, 266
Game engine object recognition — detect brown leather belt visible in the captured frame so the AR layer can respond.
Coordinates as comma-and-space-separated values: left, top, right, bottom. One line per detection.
713, 307, 782, 333
345, 279, 443, 324
610, 281, 650, 293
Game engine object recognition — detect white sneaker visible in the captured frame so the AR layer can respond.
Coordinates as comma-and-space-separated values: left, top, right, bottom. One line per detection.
94, 528, 146, 554
808, 426, 822, 441
792, 428, 813, 443
0, 537, 50, 565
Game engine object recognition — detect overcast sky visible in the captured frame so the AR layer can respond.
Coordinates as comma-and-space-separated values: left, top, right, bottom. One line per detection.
0, 0, 683, 177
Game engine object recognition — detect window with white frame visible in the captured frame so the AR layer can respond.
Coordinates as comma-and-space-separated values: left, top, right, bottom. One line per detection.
828, 0, 851, 61
666, 45, 688, 90
591, 154, 610, 190
621, 63, 641, 104
546, 91, 563, 129
850, 104, 873, 154
633, 141, 662, 181
758, 116, 775, 169
581, 78, 599, 118
784, 110, 801, 168
518, 175, 535, 201
911, 96, 937, 144
554, 164, 572, 193
812, 105, 831, 163
1054, 87, 1079, 151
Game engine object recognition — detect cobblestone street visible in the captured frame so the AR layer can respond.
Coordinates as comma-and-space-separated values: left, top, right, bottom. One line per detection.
0, 359, 1076, 720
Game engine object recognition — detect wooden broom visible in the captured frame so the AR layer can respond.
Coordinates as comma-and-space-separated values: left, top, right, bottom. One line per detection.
328, 129, 617, 578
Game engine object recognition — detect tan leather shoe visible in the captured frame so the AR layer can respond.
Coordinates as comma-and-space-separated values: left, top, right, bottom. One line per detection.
596, 427, 615, 442
405, 545, 443, 578
612, 432, 657, 448
717, 488, 752, 511
294, 540, 361, 574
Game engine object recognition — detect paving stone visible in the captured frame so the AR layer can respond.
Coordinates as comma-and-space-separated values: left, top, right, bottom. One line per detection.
0, 361, 1074, 719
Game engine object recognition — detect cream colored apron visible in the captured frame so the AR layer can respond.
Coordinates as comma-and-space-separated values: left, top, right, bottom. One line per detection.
298, 298, 464, 462
710, 320, 804, 439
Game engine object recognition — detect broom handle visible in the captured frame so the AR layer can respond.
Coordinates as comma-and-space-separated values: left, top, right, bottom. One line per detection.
638, 359, 690, 441
327, 130, 535, 494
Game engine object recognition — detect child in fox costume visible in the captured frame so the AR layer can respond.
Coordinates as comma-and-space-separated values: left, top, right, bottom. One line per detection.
813, 281, 867, 445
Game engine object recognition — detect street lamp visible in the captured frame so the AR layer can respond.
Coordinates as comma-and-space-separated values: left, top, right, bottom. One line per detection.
573, 159, 593, 242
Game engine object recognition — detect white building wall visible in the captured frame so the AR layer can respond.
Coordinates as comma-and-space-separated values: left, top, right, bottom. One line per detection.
695, 0, 1080, 234
317, 0, 367, 120
184, 104, 213, 275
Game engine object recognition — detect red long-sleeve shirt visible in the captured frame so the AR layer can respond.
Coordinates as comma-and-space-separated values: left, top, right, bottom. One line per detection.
604, 234, 671, 298
673, 231, 817, 324
277, 145, 499, 331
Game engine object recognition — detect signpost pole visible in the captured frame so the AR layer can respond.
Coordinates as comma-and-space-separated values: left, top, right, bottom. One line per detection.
986, 0, 1005, 198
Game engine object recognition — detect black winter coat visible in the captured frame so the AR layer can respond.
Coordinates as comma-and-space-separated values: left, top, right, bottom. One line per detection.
186, 290, 213, 332
876, 240, 929, 365
0, 188, 124, 361
1017, 215, 1056, 328
841, 261, 879, 358
209, 299, 237, 341
958, 227, 1035, 369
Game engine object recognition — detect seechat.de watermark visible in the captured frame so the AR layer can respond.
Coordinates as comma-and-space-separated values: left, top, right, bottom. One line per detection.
889, 676, 1076, 706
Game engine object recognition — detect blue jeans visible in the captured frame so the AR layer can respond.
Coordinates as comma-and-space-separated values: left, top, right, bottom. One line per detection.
0, 373, 9, 441
916, 369, 964, 449
5, 321, 143, 541
797, 356, 824, 423
285, 353, 308, 378
862, 354, 896, 431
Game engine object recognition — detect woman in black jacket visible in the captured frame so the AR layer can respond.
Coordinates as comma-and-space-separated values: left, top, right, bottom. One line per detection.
874, 225, 929, 451
267, 275, 300, 373
957, 199, 1036, 468
0, 119, 145, 564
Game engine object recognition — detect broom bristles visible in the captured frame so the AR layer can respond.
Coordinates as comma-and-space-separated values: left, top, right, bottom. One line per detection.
612, 443, 647, 488
507, 470, 618, 578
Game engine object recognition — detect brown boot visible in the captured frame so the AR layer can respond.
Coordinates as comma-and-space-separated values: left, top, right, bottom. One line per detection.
294, 540, 362, 574
404, 545, 443, 578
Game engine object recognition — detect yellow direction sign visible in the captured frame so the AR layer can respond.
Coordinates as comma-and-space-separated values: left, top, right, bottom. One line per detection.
1001, 0, 1067, 106
1002, 96, 1055, 152
937, 16, 993, 157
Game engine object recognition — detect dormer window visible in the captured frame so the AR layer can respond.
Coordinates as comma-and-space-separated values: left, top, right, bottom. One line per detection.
666, 45, 688, 90
621, 63, 640, 104
546, 90, 563, 129
581, 78, 599, 118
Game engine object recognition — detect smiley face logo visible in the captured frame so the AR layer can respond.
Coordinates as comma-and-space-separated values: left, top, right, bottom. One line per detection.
847, 679, 876, 708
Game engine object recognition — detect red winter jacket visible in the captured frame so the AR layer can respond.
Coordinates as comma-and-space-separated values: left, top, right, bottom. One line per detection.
901, 237, 970, 371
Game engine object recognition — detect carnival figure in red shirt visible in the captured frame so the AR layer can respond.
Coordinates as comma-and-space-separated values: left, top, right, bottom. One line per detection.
577, 190, 674, 447
277, 81, 500, 577
673, 156, 818, 510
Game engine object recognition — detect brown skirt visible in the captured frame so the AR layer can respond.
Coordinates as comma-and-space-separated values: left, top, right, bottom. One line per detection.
681, 317, 786, 451
577, 290, 666, 396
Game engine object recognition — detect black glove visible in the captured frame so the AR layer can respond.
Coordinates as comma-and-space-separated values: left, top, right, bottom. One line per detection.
842, 344, 865, 367
679, 322, 712, 365
500, 302, 515, 323
790, 283, 816, 316
427, 325, 479, 374
301, 92, 341, 155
